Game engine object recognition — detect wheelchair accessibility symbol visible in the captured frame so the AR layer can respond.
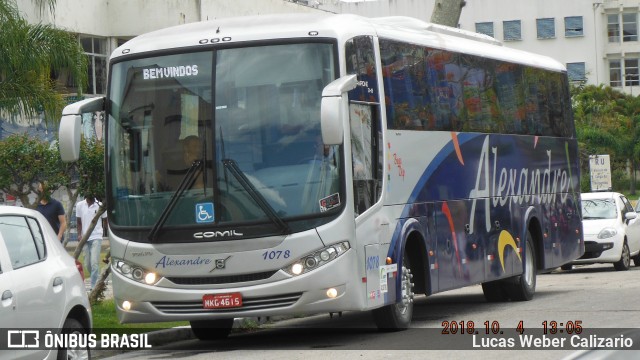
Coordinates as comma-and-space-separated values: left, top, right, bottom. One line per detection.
195, 202, 215, 223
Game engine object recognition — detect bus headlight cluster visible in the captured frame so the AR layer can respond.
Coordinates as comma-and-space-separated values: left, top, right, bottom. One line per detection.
283, 241, 350, 276
113, 258, 159, 285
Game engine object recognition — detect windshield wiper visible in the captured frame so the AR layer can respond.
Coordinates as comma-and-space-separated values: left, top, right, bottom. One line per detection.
222, 158, 290, 235
148, 160, 203, 242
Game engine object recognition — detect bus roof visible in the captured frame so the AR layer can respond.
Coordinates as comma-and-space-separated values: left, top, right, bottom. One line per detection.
112, 13, 565, 72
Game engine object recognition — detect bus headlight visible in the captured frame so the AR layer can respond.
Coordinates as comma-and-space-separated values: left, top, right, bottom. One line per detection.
113, 258, 159, 285
282, 241, 350, 276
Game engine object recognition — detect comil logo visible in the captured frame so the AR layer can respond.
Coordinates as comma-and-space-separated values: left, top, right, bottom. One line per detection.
7, 330, 39, 348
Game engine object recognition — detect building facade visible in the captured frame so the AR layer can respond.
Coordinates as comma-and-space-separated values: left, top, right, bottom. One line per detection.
16, 0, 640, 98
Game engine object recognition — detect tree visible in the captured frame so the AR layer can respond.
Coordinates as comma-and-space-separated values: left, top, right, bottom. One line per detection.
0, 0, 87, 124
0, 133, 66, 207
72, 137, 107, 304
430, 0, 466, 27
572, 84, 640, 194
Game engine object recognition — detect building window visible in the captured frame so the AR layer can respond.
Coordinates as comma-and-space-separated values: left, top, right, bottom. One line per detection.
80, 36, 108, 95
503, 20, 522, 41
609, 13, 639, 43
625, 59, 640, 86
610, 60, 622, 87
475, 22, 494, 38
565, 16, 584, 37
608, 14, 620, 42
536, 18, 555, 39
623, 13, 638, 42
566, 63, 586, 82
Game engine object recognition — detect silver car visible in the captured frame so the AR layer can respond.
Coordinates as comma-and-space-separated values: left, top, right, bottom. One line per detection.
0, 206, 92, 359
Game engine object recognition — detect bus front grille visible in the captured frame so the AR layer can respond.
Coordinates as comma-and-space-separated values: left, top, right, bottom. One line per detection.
166, 270, 278, 285
151, 292, 303, 314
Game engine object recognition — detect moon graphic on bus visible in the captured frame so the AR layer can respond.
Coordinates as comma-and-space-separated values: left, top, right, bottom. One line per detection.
498, 230, 521, 272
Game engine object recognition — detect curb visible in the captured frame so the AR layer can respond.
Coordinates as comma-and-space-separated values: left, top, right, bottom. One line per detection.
146, 326, 195, 345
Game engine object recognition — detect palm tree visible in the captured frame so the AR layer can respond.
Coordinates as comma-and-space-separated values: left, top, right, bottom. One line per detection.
0, 0, 87, 124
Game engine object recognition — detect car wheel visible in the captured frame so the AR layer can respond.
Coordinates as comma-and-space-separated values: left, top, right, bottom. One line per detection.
57, 318, 90, 360
372, 251, 414, 331
560, 263, 573, 271
190, 318, 234, 341
614, 241, 631, 271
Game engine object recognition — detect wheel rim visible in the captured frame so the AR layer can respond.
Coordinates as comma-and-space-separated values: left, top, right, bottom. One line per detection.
397, 264, 414, 313
623, 244, 630, 267
524, 242, 535, 287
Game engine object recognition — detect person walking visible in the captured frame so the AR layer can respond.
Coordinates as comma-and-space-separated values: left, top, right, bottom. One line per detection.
76, 194, 108, 290
36, 181, 67, 242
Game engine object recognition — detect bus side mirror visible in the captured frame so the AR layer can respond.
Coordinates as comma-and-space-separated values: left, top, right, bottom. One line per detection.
59, 97, 105, 162
320, 74, 357, 145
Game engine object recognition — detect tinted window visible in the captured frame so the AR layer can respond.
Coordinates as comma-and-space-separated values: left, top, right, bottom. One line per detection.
380, 39, 574, 137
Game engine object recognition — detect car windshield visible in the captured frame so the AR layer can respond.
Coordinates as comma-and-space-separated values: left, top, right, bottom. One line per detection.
581, 199, 617, 220
107, 43, 340, 230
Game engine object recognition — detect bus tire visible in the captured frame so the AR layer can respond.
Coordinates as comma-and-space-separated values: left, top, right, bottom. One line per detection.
481, 280, 509, 302
505, 233, 536, 301
372, 253, 414, 331
190, 318, 234, 341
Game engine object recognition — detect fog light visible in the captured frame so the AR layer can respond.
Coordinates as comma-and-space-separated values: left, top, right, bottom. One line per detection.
122, 300, 132, 311
144, 272, 157, 284
291, 263, 304, 275
326, 288, 338, 298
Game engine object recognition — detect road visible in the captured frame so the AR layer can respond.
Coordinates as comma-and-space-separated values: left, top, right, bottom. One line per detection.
95, 263, 640, 360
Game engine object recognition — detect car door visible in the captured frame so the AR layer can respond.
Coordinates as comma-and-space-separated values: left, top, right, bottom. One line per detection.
620, 195, 640, 254
0, 215, 52, 360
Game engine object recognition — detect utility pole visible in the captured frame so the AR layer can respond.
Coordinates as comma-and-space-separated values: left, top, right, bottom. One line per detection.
430, 0, 467, 27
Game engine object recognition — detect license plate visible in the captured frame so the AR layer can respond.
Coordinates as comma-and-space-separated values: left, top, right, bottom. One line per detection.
203, 293, 242, 309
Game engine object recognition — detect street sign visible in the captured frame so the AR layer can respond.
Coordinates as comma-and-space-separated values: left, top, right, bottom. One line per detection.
589, 154, 612, 192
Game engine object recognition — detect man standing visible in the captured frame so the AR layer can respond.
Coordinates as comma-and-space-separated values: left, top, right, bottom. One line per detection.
76, 194, 108, 290
36, 181, 67, 242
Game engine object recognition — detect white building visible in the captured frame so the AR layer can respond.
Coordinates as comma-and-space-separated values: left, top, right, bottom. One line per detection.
14, 0, 640, 97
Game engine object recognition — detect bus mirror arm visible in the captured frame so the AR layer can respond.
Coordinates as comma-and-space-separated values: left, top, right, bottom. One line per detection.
59, 97, 105, 162
320, 74, 357, 145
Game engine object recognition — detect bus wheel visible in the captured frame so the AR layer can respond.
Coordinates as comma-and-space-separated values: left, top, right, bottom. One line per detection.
372, 254, 414, 331
481, 280, 509, 302
505, 233, 537, 301
190, 318, 234, 341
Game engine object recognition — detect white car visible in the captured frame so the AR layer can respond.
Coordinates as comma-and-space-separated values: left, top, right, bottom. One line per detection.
565, 192, 640, 271
0, 206, 92, 359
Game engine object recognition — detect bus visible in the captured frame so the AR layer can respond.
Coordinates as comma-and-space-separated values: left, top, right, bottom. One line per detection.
59, 13, 584, 336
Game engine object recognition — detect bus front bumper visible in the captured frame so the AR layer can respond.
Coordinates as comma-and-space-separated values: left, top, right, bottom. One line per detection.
113, 249, 365, 323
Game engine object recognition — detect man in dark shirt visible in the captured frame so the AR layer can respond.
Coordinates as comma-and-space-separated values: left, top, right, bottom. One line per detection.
36, 181, 67, 242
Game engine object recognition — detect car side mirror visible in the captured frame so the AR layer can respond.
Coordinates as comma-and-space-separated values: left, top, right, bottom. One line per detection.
625, 212, 637, 221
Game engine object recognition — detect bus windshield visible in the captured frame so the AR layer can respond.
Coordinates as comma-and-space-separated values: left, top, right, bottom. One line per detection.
107, 43, 339, 232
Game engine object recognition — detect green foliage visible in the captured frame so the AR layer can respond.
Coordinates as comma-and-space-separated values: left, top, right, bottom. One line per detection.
77, 138, 105, 199
0, 0, 87, 124
0, 133, 65, 208
572, 84, 640, 194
